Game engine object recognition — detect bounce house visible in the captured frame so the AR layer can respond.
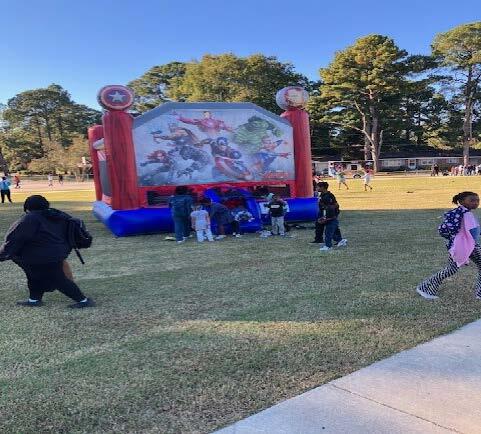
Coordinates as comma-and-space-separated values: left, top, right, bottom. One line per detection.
89, 85, 318, 236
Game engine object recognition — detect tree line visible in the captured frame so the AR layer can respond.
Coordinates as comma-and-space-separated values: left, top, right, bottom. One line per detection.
0, 84, 101, 174
1, 22, 480, 173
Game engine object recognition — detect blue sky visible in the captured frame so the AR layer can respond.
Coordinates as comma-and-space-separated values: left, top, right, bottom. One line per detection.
1, 0, 480, 109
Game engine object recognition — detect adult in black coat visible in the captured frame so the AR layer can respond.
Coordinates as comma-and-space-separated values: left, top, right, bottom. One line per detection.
0, 195, 94, 308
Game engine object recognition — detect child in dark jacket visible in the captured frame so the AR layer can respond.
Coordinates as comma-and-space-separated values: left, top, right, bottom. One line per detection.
318, 193, 347, 252
0, 195, 94, 308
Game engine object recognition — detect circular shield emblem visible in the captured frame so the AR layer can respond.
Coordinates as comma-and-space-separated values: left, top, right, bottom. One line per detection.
275, 86, 309, 110
97, 85, 135, 111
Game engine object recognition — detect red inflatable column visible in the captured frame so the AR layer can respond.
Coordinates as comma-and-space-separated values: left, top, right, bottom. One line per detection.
88, 125, 103, 201
281, 109, 313, 198
102, 110, 140, 210
97, 85, 139, 210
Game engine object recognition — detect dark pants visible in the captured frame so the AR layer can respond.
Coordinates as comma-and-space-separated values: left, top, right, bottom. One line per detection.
314, 220, 326, 242
20, 261, 86, 302
173, 215, 190, 241
325, 219, 342, 248
1, 190, 12, 203
231, 220, 241, 235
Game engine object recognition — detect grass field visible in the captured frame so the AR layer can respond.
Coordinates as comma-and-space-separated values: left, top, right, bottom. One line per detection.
1, 176, 481, 434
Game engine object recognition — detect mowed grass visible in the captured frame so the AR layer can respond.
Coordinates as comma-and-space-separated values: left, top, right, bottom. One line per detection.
1, 176, 481, 434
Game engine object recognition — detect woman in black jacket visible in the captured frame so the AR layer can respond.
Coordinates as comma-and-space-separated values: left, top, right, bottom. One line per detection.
0, 195, 94, 308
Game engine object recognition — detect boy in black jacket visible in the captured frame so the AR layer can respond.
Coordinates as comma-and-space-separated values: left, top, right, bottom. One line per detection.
0, 195, 94, 308
318, 191, 348, 252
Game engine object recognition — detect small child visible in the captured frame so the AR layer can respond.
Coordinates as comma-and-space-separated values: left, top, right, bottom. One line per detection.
336, 171, 349, 190
267, 194, 287, 236
190, 204, 214, 243
318, 194, 347, 252
363, 168, 373, 191
231, 206, 254, 237
417, 191, 481, 300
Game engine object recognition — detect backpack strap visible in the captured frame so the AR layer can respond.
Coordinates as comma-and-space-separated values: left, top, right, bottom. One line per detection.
74, 248, 85, 265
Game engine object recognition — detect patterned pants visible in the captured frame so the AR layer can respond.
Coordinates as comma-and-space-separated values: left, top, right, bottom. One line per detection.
418, 246, 481, 297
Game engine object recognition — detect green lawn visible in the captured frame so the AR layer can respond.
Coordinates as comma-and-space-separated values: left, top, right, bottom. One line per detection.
1, 177, 480, 433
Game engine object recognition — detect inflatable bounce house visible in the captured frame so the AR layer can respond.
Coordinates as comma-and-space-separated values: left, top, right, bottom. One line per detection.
88, 85, 318, 236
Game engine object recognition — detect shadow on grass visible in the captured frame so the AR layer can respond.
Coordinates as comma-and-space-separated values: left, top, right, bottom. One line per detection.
1, 205, 481, 433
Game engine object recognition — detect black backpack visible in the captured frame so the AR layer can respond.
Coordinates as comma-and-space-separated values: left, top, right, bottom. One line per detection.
66, 217, 93, 264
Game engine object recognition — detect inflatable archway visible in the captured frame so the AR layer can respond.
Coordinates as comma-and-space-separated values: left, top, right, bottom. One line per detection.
89, 85, 317, 236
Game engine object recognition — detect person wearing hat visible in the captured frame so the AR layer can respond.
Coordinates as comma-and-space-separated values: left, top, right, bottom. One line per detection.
0, 195, 94, 308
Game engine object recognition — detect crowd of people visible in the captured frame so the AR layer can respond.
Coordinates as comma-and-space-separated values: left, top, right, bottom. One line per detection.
168, 185, 279, 243
449, 164, 481, 176
167, 182, 348, 252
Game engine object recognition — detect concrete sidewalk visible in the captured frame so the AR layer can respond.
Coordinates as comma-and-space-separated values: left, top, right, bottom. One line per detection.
215, 320, 481, 434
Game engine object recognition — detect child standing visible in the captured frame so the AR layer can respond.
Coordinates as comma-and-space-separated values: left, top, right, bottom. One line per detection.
190, 204, 214, 242
318, 193, 347, 252
0, 176, 12, 203
363, 168, 373, 191
336, 171, 349, 190
417, 191, 481, 300
310, 182, 338, 244
231, 206, 254, 237
267, 194, 287, 236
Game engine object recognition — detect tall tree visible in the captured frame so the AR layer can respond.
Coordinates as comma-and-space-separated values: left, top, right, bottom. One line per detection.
432, 22, 481, 164
168, 54, 309, 113
4, 84, 100, 147
127, 62, 187, 112
320, 35, 412, 170
0, 104, 9, 174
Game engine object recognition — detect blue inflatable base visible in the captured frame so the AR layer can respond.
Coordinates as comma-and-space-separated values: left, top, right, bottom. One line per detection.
93, 197, 318, 237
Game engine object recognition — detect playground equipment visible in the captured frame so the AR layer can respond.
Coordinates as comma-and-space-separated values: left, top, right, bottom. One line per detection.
89, 85, 317, 236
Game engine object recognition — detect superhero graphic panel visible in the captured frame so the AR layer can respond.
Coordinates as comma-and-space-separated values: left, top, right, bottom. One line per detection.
133, 104, 295, 187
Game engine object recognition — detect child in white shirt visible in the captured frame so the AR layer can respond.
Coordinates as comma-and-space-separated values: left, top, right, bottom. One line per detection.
190, 204, 214, 242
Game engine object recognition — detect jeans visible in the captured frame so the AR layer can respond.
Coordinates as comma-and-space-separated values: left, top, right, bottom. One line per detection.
324, 219, 342, 248
173, 216, 190, 241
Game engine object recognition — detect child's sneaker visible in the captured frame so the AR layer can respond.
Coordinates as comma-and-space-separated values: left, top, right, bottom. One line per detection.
177, 240, 185, 244
234, 234, 241, 238
69, 298, 96, 309
319, 246, 332, 252
215, 235, 226, 240
416, 287, 439, 300
337, 239, 348, 247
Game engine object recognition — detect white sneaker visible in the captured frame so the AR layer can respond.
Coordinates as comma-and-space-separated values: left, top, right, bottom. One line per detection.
177, 240, 185, 244
416, 287, 439, 300
235, 234, 241, 238
337, 239, 348, 247
319, 246, 332, 252
215, 235, 226, 240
